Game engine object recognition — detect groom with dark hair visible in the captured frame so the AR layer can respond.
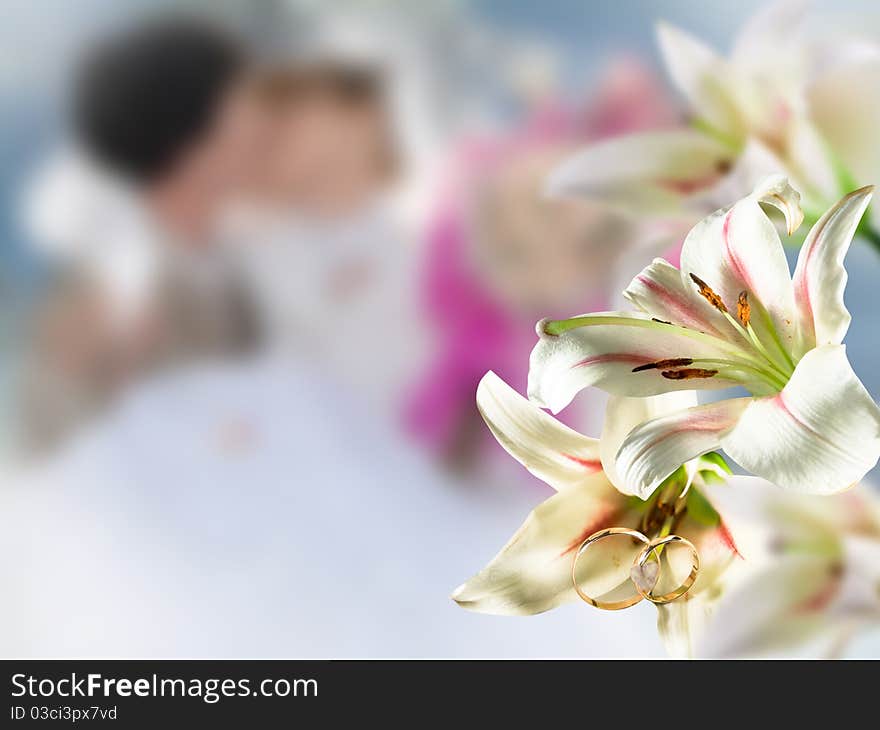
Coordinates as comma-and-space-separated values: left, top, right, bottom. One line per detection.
74, 15, 269, 240
20, 16, 270, 453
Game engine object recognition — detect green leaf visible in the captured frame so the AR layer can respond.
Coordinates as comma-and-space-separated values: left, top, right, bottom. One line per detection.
686, 487, 721, 527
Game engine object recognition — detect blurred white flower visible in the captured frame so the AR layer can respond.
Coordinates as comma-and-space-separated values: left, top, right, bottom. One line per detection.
452, 371, 742, 655
546, 0, 880, 240
693, 477, 880, 658
529, 177, 880, 497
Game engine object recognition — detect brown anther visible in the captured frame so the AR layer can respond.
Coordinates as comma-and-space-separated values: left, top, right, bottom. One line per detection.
651, 317, 672, 325
689, 273, 727, 313
661, 368, 719, 380
632, 357, 694, 373
737, 291, 751, 327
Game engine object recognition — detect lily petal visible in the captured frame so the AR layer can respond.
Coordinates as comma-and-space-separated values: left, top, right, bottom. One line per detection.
655, 539, 737, 657
695, 552, 840, 657
679, 175, 801, 354
784, 115, 842, 203
730, 0, 807, 71
615, 398, 750, 499
545, 130, 731, 211
836, 534, 880, 615
657, 600, 712, 659
450, 473, 635, 615
750, 174, 805, 235
624, 258, 729, 336
528, 312, 741, 412
476, 371, 601, 492
656, 21, 743, 141
599, 392, 699, 495
791, 186, 873, 352
721, 345, 880, 494
679, 476, 880, 656
654, 481, 745, 656
689, 139, 790, 214
809, 58, 880, 223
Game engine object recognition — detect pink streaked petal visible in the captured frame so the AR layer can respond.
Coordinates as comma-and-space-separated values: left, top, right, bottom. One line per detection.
716, 520, 743, 560
721, 209, 755, 289
545, 130, 731, 212
679, 176, 800, 355
694, 553, 841, 658
615, 398, 750, 499
476, 371, 603, 492
570, 352, 654, 370
792, 571, 842, 614
561, 453, 603, 472
451, 474, 636, 616
791, 186, 873, 353
625, 258, 728, 335
655, 173, 725, 195
528, 312, 739, 412
559, 504, 623, 557
721, 345, 880, 494
600, 392, 700, 495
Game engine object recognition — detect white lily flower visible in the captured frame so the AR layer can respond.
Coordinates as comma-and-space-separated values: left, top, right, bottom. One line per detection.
529, 177, 880, 497
547, 0, 879, 233
452, 371, 742, 655
692, 477, 880, 658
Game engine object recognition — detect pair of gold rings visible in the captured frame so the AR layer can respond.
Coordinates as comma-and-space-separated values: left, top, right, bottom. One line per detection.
570, 527, 700, 611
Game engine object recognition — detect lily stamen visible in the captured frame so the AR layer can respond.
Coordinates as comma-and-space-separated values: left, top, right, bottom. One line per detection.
689, 273, 727, 313
660, 368, 719, 380
630, 353, 786, 390
686, 272, 791, 380
737, 291, 751, 327
686, 358, 788, 390
632, 357, 694, 372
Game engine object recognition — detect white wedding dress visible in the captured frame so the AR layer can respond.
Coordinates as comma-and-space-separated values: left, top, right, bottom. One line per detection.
0, 358, 661, 657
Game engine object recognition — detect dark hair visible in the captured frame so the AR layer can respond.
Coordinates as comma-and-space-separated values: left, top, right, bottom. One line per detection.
73, 17, 246, 183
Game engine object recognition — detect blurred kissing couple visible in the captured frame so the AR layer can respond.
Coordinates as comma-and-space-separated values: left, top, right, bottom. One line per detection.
22, 14, 411, 453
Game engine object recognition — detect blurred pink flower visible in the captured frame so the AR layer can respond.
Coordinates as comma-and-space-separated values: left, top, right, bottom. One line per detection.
404, 58, 679, 469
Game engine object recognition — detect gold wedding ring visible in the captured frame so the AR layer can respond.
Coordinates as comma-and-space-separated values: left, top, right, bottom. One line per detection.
633, 534, 700, 604
570, 527, 651, 611
572, 529, 701, 610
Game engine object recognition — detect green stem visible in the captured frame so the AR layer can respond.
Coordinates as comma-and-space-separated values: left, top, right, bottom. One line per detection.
658, 513, 675, 541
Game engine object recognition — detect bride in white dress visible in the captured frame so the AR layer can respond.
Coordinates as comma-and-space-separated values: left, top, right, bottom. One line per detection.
0, 357, 660, 657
